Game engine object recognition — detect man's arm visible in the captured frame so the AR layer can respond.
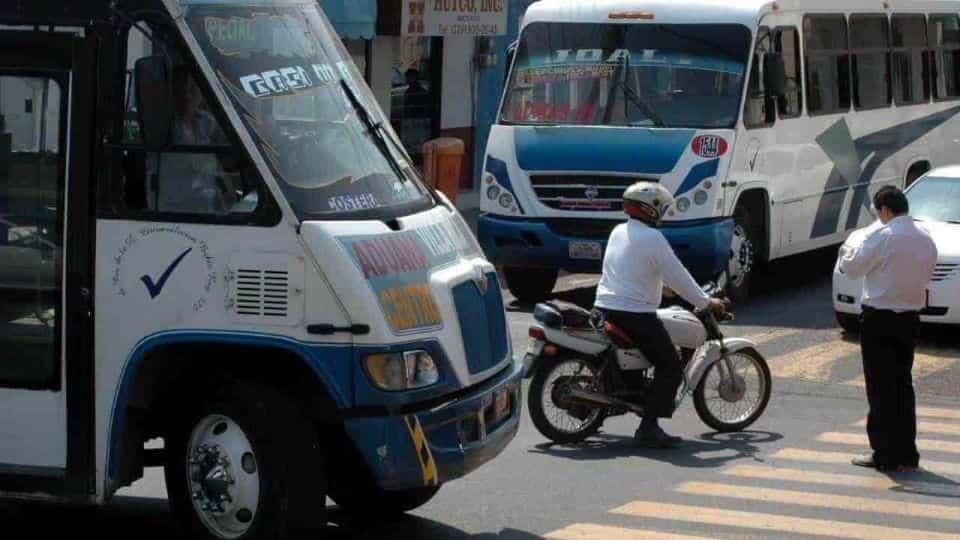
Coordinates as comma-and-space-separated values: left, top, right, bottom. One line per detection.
839, 232, 885, 279
658, 237, 711, 310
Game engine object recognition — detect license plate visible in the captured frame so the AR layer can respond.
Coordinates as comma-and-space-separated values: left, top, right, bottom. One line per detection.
492, 387, 511, 424
569, 240, 602, 260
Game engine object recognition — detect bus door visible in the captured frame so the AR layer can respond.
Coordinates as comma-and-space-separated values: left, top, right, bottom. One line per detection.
0, 31, 95, 498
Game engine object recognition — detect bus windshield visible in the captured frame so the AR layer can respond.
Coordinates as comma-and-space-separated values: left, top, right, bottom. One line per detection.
501, 23, 752, 129
178, 0, 432, 219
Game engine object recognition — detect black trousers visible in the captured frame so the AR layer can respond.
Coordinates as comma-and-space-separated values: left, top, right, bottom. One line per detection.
598, 309, 681, 418
860, 306, 920, 467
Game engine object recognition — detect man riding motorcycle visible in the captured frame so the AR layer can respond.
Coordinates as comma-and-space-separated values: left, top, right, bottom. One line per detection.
595, 182, 725, 448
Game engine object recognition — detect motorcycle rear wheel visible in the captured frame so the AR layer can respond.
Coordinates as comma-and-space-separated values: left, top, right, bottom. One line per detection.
528, 357, 607, 444
693, 348, 771, 433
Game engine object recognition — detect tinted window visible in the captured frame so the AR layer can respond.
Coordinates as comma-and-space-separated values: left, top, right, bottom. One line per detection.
805, 15, 851, 114
892, 14, 930, 104
850, 14, 891, 109
929, 14, 960, 99
776, 27, 803, 118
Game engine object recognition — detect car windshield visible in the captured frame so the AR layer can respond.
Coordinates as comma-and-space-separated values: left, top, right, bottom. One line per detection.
501, 22, 751, 129
178, 0, 432, 219
908, 177, 960, 223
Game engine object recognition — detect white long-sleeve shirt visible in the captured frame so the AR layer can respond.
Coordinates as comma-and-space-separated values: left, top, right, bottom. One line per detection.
595, 220, 711, 313
839, 215, 938, 312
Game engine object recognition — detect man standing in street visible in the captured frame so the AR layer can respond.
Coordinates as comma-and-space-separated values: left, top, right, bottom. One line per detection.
839, 186, 938, 472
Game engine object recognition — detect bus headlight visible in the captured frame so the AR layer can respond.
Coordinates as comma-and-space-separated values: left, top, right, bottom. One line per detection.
676, 197, 691, 213
364, 350, 440, 391
499, 192, 515, 209
487, 185, 501, 200
694, 190, 709, 206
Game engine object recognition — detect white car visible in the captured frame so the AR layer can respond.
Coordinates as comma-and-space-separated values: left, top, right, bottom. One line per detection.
833, 168, 960, 332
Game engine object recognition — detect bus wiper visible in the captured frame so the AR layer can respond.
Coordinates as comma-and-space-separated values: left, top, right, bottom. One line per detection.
614, 54, 666, 127
339, 80, 413, 185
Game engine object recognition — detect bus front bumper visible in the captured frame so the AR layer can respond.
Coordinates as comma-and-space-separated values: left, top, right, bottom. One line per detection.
477, 214, 734, 282
342, 360, 522, 491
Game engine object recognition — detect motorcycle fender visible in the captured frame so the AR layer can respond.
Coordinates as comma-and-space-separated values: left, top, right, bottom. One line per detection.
684, 338, 757, 390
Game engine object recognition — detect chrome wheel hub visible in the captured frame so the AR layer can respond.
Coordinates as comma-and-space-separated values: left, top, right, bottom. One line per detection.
728, 224, 754, 287
718, 374, 747, 403
187, 415, 260, 539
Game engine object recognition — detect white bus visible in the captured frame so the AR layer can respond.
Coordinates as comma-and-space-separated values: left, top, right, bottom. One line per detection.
481, 0, 960, 302
0, 1, 520, 538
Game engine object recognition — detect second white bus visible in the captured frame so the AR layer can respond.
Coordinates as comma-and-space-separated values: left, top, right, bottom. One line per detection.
481, 0, 960, 301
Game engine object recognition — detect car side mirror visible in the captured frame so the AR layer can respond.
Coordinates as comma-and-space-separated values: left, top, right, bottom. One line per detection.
763, 55, 787, 98
134, 56, 174, 148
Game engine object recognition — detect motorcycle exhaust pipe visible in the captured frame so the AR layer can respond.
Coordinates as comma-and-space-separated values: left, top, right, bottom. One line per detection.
567, 388, 646, 416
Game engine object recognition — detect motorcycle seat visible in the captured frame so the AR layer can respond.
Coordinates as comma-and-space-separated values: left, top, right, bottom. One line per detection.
544, 301, 593, 328
603, 321, 635, 348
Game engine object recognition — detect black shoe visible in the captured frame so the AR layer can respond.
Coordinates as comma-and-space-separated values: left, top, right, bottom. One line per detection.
851, 453, 897, 471
634, 426, 682, 448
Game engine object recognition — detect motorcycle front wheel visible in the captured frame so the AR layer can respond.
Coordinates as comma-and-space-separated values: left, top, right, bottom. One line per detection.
528, 357, 607, 444
693, 348, 772, 433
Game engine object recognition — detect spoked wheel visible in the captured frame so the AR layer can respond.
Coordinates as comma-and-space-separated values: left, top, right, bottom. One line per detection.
693, 348, 771, 433
528, 358, 606, 444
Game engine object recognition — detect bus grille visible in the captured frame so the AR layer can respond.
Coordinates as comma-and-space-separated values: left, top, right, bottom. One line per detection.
931, 263, 959, 283
452, 272, 508, 376
531, 175, 650, 212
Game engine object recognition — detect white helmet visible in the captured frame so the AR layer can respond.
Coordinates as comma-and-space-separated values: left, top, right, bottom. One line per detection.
623, 181, 674, 224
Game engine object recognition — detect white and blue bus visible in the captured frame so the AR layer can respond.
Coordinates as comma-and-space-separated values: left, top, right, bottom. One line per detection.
0, 1, 519, 537
481, 0, 960, 302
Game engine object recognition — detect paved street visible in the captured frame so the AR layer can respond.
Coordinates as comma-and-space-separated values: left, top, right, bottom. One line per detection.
5, 248, 960, 539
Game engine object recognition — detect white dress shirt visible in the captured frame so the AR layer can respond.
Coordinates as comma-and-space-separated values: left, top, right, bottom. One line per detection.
839, 216, 938, 312
595, 220, 711, 313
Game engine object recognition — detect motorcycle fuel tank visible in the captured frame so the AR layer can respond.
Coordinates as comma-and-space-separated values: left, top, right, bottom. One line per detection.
657, 307, 707, 349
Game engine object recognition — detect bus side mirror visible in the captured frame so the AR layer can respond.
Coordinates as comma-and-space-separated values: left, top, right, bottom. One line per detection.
763, 55, 787, 98
504, 41, 518, 86
134, 56, 174, 148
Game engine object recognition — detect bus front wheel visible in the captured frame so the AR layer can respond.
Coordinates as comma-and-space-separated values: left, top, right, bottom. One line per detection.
727, 204, 757, 303
503, 267, 558, 304
165, 381, 324, 540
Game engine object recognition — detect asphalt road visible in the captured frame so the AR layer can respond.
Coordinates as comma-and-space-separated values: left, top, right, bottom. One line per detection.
4, 247, 959, 539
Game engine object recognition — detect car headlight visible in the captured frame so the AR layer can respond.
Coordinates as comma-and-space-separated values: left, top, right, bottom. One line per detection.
676, 197, 691, 212
364, 350, 440, 391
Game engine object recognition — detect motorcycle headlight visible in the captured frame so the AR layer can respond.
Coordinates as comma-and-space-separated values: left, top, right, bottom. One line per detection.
364, 350, 440, 391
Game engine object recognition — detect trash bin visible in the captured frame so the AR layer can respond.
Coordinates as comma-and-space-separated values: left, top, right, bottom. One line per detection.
422, 137, 464, 203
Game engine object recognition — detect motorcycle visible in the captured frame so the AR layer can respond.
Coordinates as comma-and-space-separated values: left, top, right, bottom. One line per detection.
523, 285, 772, 444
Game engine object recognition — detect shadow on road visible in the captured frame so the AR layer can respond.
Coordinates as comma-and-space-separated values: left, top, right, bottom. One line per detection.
529, 430, 783, 470
888, 469, 960, 499
1, 498, 546, 540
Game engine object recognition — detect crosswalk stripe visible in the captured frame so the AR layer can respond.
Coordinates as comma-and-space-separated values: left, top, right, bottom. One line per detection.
769, 340, 859, 381
546, 523, 713, 540
854, 419, 960, 437
724, 464, 960, 496
772, 448, 960, 475
818, 432, 960, 454
917, 406, 960, 420
612, 501, 958, 539
676, 481, 960, 521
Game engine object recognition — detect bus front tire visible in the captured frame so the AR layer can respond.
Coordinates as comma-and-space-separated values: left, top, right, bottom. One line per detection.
727, 204, 758, 304
503, 267, 558, 304
165, 381, 324, 540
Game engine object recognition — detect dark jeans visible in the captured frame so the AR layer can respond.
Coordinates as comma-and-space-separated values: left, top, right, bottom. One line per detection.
860, 306, 920, 467
598, 309, 681, 418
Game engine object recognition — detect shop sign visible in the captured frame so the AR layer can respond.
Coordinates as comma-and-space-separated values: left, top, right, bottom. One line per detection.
402, 0, 507, 36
